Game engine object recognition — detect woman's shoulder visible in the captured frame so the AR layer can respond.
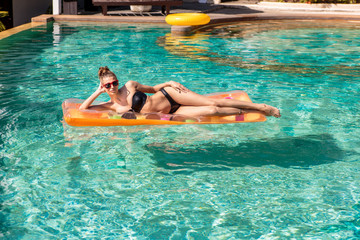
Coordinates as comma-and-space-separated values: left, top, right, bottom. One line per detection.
124, 80, 139, 89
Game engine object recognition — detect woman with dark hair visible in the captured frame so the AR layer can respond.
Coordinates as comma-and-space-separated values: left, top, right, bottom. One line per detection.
79, 66, 281, 118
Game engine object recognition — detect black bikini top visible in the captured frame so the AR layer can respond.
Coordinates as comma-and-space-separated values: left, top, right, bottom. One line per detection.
131, 91, 147, 113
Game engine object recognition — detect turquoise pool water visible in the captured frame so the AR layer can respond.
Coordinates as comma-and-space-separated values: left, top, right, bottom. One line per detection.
1, 20, 360, 239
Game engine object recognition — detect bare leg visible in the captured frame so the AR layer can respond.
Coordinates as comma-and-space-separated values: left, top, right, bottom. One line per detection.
175, 106, 251, 117
163, 87, 281, 117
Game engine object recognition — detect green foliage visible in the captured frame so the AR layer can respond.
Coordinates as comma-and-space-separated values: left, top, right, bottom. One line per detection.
0, 11, 9, 32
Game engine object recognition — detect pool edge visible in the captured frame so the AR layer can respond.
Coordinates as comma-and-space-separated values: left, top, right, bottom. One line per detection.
0, 22, 48, 40
1, 10, 360, 39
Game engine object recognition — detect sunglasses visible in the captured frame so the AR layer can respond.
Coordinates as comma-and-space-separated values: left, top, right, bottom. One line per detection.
103, 80, 119, 89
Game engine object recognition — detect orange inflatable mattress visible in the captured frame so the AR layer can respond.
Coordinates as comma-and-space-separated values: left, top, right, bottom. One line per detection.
62, 91, 266, 127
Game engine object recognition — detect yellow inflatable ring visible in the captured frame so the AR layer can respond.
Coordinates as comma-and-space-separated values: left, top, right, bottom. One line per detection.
165, 13, 211, 26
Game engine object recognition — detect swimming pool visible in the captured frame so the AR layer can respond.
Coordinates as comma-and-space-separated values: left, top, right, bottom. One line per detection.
1, 20, 360, 239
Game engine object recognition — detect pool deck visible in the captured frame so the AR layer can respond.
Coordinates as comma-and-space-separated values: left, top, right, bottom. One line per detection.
36, 1, 360, 22
1, 1, 360, 39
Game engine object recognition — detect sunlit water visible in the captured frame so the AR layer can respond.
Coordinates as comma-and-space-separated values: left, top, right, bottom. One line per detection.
1, 20, 360, 239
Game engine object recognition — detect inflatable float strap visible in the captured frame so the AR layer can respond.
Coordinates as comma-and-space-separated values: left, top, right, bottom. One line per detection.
62, 91, 266, 127
165, 13, 210, 26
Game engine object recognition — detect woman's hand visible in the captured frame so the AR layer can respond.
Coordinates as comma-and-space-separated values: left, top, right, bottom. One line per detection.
96, 83, 107, 94
168, 81, 188, 93
139, 80, 189, 93
79, 83, 106, 110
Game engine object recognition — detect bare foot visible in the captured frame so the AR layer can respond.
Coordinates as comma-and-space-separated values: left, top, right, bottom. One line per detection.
261, 104, 281, 118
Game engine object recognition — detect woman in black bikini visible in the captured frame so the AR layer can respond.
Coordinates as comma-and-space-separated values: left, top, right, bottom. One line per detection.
79, 66, 281, 118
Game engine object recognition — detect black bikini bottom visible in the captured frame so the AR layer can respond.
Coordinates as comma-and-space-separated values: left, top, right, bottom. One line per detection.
160, 88, 181, 114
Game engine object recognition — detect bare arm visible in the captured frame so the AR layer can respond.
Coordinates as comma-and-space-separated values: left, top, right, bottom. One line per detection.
126, 80, 188, 94
79, 84, 108, 110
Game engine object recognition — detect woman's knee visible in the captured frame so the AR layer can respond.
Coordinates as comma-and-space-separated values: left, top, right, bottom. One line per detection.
207, 106, 220, 115
211, 99, 229, 107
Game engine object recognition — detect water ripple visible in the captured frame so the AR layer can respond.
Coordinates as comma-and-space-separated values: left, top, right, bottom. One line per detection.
1, 21, 360, 239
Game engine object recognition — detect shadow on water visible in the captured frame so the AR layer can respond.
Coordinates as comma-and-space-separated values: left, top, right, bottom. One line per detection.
146, 133, 345, 174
